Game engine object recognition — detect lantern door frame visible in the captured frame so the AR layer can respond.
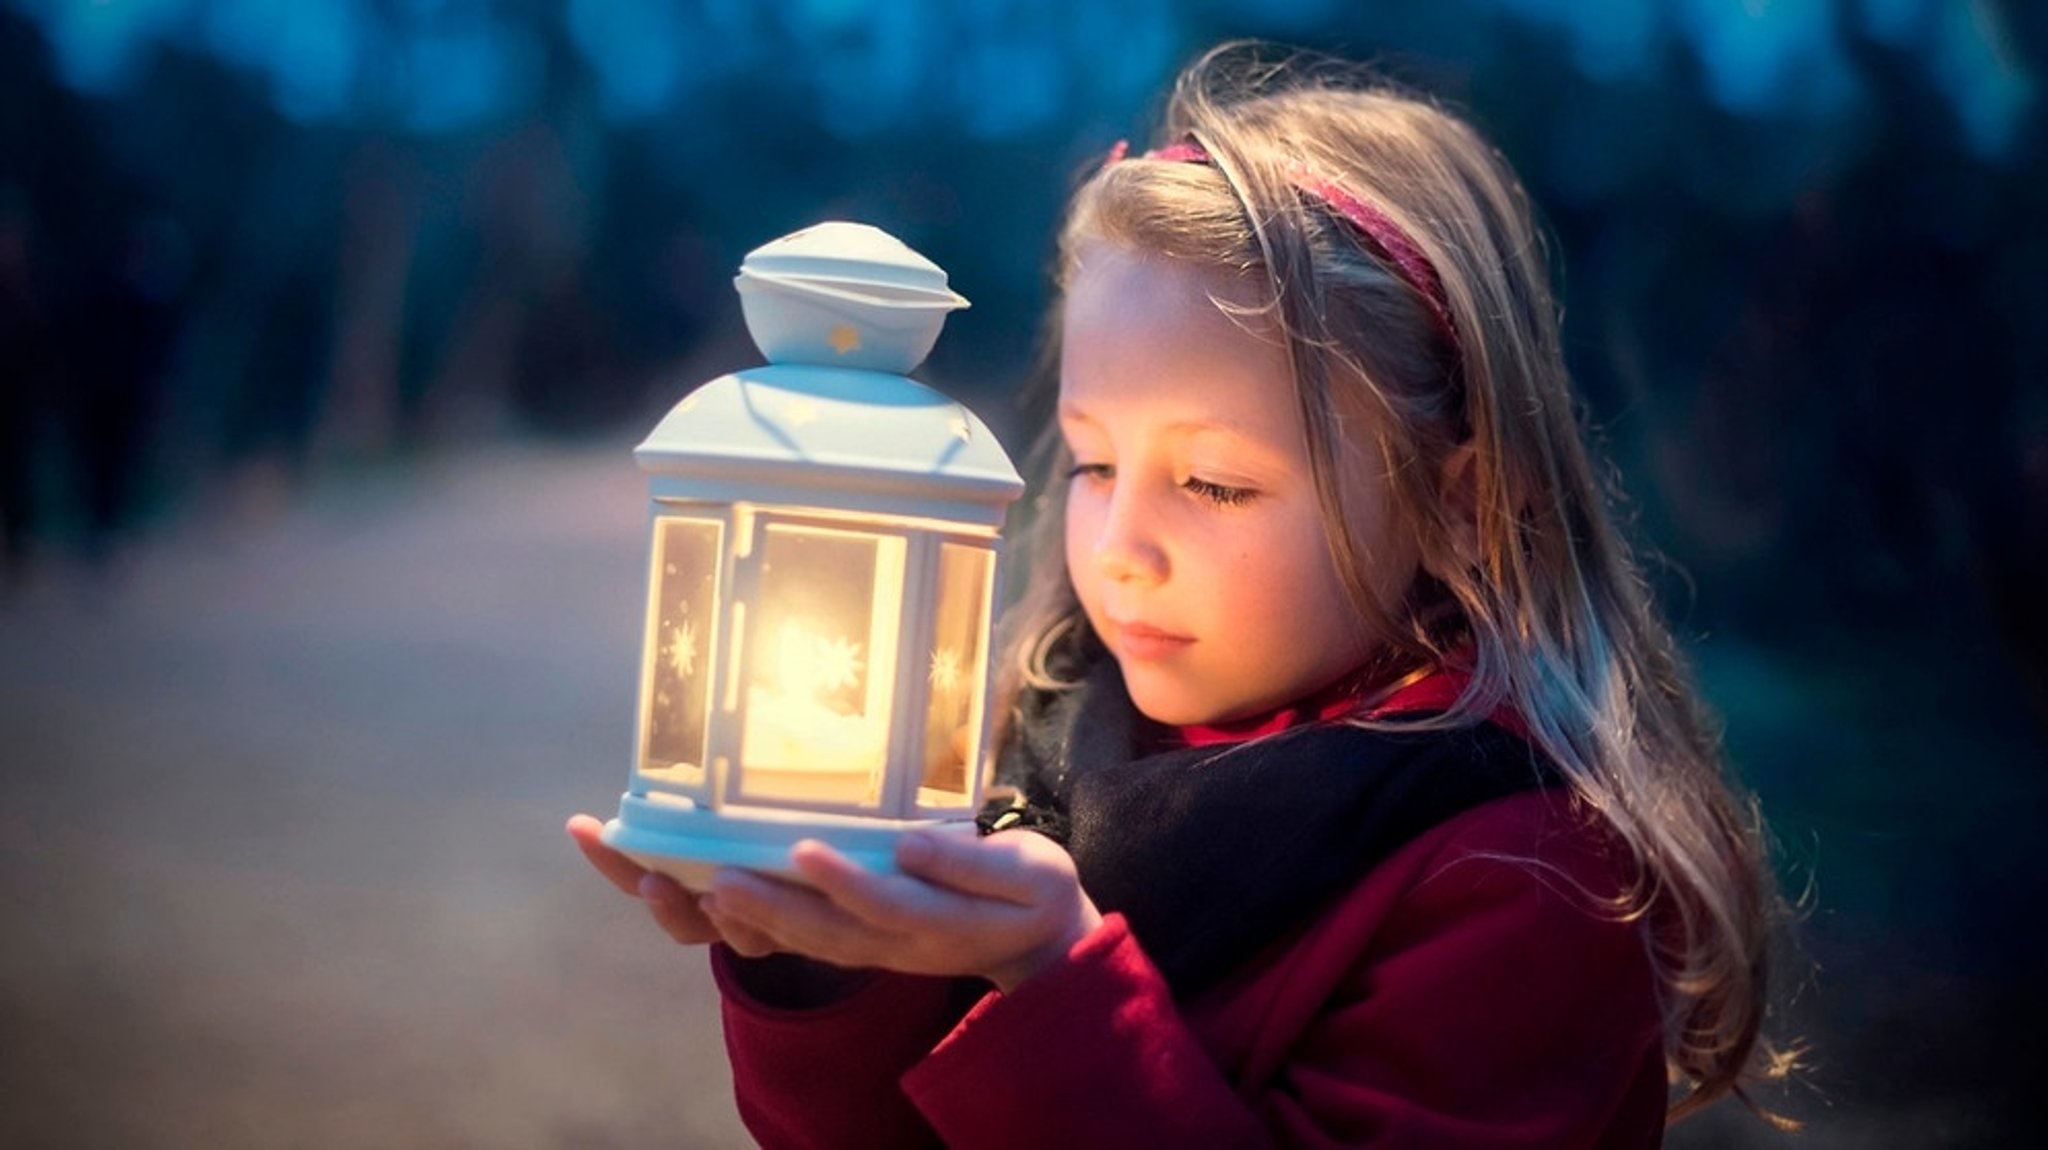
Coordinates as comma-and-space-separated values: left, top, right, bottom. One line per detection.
630, 498, 1000, 825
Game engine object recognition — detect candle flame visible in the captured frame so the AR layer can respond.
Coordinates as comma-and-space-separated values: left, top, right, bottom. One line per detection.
739, 617, 887, 795
776, 621, 864, 700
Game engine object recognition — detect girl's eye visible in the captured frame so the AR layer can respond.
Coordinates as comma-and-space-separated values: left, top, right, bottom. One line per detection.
1066, 462, 1114, 484
1183, 477, 1256, 506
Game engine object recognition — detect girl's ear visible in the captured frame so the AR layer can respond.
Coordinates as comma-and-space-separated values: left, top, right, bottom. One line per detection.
1438, 442, 1483, 571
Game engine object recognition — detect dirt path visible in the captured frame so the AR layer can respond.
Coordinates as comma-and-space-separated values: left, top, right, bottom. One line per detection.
1, 445, 749, 1148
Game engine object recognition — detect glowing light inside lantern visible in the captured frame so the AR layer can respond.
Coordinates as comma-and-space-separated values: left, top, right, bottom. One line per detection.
734, 524, 904, 805
740, 619, 893, 800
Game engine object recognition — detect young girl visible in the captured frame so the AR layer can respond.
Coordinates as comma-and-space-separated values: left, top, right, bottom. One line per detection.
570, 41, 1788, 1147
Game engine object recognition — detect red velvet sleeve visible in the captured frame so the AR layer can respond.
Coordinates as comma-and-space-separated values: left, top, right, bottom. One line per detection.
904, 794, 1666, 1149
905, 914, 1270, 1148
711, 949, 969, 1149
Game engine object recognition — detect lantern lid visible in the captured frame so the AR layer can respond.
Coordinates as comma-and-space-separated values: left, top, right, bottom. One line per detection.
735, 222, 969, 373
738, 222, 965, 301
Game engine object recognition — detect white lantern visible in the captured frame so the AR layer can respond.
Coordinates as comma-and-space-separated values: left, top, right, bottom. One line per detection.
600, 223, 1024, 890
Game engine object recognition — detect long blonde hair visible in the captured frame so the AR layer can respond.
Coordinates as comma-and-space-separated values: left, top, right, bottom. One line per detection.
997, 42, 1793, 1123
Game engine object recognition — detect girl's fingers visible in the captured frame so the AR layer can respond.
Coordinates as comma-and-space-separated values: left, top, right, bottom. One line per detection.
566, 814, 648, 897
638, 871, 721, 946
891, 829, 1060, 904
705, 841, 1100, 985
787, 839, 973, 933
568, 816, 810, 956
711, 863, 898, 966
700, 898, 780, 957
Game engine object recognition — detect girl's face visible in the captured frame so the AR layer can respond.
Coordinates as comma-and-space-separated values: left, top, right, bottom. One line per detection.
1059, 241, 1415, 726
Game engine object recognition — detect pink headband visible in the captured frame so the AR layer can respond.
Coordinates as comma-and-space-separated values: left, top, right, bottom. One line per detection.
1108, 137, 1459, 354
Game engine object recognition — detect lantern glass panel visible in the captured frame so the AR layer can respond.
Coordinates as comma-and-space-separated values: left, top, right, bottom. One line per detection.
639, 516, 723, 786
920, 543, 993, 800
736, 522, 905, 806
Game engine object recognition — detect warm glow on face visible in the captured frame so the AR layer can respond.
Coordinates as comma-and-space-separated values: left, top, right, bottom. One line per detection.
1059, 243, 1404, 725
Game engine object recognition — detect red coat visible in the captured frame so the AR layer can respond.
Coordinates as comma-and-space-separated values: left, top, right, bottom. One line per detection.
711, 786, 1666, 1148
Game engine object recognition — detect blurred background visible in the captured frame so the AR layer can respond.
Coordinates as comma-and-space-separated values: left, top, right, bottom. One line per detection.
1, 0, 2042, 1146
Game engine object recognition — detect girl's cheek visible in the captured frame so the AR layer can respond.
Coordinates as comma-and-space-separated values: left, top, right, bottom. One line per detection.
1064, 493, 1102, 569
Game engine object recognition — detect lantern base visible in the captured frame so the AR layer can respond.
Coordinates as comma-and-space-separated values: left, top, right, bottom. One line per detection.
602, 791, 973, 892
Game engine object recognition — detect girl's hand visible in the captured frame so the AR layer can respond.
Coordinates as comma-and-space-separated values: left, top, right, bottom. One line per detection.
564, 813, 777, 953
703, 829, 1104, 993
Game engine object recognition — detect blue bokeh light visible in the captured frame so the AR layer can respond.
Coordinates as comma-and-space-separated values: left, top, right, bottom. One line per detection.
11, 0, 2030, 157
197, 0, 361, 122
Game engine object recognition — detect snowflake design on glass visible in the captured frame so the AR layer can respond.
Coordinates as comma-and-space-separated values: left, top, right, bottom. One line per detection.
813, 634, 865, 693
928, 646, 963, 698
668, 618, 698, 679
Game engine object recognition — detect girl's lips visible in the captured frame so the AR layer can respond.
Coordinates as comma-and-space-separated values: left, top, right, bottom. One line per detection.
1111, 620, 1194, 661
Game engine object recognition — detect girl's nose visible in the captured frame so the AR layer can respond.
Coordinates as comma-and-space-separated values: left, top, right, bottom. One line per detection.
1092, 488, 1167, 585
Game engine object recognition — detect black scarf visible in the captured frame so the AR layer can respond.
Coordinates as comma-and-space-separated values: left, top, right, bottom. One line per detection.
984, 654, 1558, 999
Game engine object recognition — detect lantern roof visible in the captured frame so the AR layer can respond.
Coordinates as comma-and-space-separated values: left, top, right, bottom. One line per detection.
635, 364, 1023, 527
638, 222, 1022, 528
